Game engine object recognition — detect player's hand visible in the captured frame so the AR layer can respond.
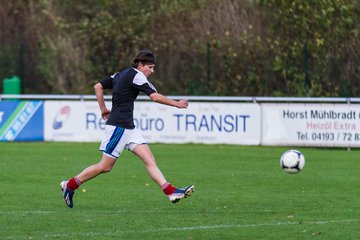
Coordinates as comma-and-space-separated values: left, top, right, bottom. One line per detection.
177, 99, 189, 109
101, 109, 111, 120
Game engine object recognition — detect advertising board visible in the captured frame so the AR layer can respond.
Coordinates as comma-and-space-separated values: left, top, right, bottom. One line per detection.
262, 103, 360, 147
44, 101, 261, 145
0, 101, 43, 141
44, 101, 106, 142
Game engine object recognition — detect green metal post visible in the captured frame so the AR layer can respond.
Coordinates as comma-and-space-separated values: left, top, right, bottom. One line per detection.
303, 42, 310, 94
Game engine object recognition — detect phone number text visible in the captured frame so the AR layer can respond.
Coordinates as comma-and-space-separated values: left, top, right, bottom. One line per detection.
297, 131, 360, 142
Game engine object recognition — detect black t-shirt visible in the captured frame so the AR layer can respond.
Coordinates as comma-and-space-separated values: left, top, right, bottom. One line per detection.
99, 67, 157, 129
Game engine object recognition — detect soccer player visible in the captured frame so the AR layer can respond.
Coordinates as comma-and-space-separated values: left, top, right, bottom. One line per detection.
60, 50, 194, 208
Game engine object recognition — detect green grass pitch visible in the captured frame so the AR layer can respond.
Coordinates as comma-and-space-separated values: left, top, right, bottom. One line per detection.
1, 142, 360, 239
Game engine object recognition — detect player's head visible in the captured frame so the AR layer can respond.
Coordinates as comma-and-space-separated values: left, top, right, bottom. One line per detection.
132, 49, 156, 67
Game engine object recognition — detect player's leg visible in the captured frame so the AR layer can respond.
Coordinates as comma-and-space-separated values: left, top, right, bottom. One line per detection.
77, 154, 117, 182
131, 143, 195, 203
61, 125, 125, 208
60, 154, 116, 208
131, 143, 166, 186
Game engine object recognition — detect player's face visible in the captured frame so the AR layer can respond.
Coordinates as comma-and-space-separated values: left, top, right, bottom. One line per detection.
138, 63, 155, 78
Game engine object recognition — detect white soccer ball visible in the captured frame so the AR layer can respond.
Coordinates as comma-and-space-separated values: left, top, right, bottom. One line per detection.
280, 149, 305, 174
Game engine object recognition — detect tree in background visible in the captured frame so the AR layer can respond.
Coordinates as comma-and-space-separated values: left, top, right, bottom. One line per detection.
0, 0, 359, 96
0, 0, 91, 94
258, 0, 360, 97
154, 0, 267, 95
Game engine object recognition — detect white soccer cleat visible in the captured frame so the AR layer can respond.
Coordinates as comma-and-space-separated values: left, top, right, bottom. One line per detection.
167, 185, 195, 203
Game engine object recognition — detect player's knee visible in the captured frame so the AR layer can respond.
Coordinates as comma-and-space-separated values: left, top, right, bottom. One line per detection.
98, 163, 113, 173
102, 165, 113, 173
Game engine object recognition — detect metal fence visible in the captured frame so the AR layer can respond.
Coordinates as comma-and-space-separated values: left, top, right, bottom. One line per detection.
1, 94, 360, 103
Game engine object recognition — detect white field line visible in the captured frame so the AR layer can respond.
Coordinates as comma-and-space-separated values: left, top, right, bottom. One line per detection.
0, 210, 54, 215
138, 219, 360, 233
0, 210, 153, 215
2, 218, 359, 239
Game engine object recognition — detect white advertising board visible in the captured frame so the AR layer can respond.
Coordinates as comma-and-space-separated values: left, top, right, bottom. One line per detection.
134, 102, 261, 144
262, 103, 360, 147
44, 101, 261, 144
44, 101, 106, 142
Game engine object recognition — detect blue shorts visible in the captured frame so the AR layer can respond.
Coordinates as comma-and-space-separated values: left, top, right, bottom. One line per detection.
99, 125, 147, 159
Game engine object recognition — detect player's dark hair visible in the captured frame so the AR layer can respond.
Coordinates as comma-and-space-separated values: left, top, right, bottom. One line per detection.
132, 49, 156, 67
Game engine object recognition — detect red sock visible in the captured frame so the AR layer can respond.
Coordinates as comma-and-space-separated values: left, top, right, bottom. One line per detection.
162, 182, 176, 195
67, 177, 82, 191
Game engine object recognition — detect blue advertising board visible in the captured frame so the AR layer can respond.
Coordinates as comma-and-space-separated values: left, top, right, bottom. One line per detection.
0, 101, 44, 141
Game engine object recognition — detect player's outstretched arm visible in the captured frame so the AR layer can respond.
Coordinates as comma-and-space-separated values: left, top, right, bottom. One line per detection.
149, 92, 188, 109
94, 83, 111, 120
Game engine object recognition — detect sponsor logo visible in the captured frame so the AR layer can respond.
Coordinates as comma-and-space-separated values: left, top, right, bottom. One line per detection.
0, 101, 43, 141
53, 106, 71, 130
